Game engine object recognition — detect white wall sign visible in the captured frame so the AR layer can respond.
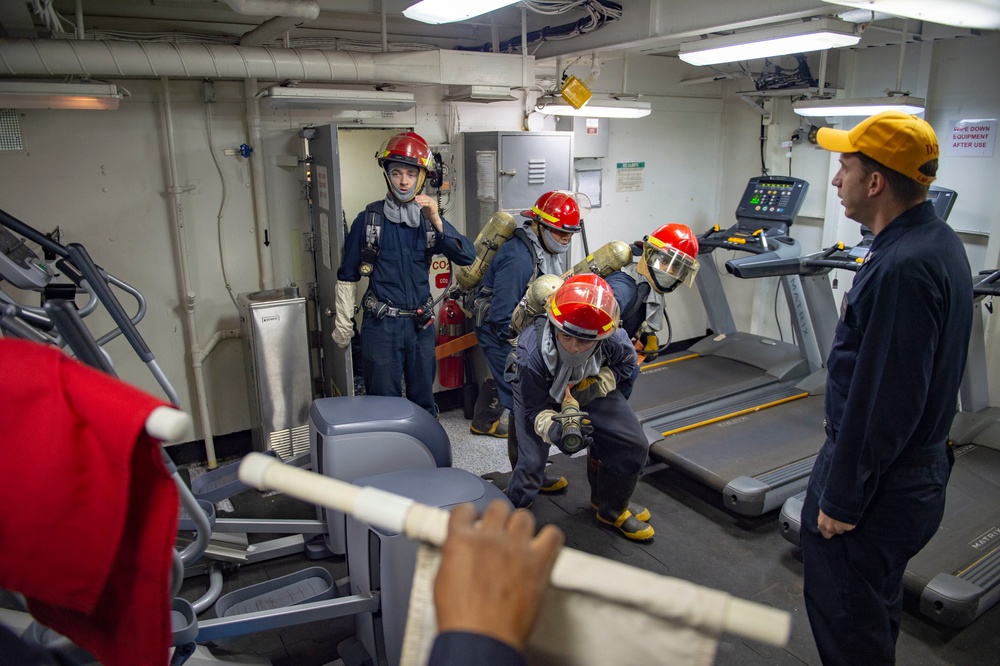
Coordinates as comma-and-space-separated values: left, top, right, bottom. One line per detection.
616, 161, 645, 192
476, 150, 497, 201
943, 119, 996, 157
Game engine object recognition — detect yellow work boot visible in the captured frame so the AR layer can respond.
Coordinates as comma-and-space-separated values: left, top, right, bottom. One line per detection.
540, 474, 568, 493
587, 453, 649, 520
596, 508, 655, 542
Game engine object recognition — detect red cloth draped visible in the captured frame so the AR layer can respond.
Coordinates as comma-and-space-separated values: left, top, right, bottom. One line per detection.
0, 339, 179, 666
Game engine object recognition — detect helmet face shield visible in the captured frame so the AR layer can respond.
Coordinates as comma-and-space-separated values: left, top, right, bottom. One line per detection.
640, 241, 700, 293
547, 274, 620, 341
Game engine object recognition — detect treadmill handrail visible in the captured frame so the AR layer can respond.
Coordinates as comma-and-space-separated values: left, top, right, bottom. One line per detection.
973, 269, 1000, 297
727, 243, 866, 279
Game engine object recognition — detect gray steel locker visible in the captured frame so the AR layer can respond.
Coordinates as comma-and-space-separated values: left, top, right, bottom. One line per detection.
462, 131, 573, 238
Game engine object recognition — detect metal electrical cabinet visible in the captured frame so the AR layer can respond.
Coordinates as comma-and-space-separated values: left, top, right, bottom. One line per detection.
462, 131, 573, 238
238, 288, 313, 460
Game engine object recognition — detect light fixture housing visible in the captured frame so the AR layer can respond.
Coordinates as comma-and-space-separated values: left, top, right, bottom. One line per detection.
0, 81, 122, 110
536, 97, 652, 119
403, 0, 519, 24
259, 86, 416, 111
678, 18, 862, 66
820, 0, 1000, 30
792, 95, 926, 117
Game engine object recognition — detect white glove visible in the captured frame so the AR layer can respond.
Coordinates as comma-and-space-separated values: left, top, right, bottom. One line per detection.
332, 280, 357, 348
534, 409, 560, 446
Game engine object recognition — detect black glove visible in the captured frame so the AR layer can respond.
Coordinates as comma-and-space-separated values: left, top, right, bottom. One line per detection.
547, 417, 594, 455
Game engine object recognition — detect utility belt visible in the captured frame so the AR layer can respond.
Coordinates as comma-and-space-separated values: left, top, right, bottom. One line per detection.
363, 291, 435, 330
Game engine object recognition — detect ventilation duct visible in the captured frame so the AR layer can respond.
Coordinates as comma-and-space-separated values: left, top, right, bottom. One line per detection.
0, 39, 530, 88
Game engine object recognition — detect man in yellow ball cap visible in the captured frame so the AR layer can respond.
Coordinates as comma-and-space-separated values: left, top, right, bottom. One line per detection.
800, 111, 973, 665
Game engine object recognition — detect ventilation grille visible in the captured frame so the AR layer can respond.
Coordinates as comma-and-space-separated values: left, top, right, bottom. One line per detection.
528, 159, 546, 184
268, 424, 311, 459
0, 110, 23, 151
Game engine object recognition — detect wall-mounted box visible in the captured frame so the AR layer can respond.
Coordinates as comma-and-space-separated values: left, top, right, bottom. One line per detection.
556, 116, 609, 158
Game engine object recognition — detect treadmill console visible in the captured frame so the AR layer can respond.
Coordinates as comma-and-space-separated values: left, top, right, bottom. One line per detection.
734, 176, 809, 226
927, 186, 957, 222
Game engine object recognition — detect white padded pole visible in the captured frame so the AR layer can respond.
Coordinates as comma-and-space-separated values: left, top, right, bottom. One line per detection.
144, 406, 194, 444
236, 452, 791, 647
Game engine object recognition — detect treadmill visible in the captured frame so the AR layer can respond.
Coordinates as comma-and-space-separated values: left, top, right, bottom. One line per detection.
678, 185, 958, 516
629, 176, 826, 438
646, 238, 868, 516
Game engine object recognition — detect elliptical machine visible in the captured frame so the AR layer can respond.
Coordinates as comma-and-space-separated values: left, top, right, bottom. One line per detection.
0, 207, 510, 665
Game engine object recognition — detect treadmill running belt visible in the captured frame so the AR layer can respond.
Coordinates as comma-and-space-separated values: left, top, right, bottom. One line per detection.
629, 355, 770, 415
650, 394, 825, 492
903, 443, 1000, 626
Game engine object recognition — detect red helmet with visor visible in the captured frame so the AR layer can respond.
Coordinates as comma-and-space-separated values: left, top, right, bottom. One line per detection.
638, 223, 701, 294
546, 274, 620, 341
521, 191, 582, 233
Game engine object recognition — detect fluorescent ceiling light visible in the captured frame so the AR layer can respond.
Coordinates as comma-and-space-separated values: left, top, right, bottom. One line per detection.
537, 97, 652, 119
260, 87, 416, 111
792, 96, 926, 117
403, 0, 518, 24
0, 81, 122, 110
678, 18, 862, 66
820, 0, 1000, 30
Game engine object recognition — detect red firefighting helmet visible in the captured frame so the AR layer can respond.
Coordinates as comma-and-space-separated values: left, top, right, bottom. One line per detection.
377, 131, 435, 201
521, 191, 583, 233
637, 223, 701, 294
546, 274, 620, 341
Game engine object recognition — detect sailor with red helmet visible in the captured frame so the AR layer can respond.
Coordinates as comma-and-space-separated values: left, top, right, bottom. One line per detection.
507, 274, 654, 541
470, 191, 587, 492
333, 131, 475, 417
615, 223, 701, 361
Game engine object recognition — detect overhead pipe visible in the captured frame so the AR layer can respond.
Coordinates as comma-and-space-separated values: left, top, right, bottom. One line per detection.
219, 0, 320, 46
218, 0, 321, 48
0, 38, 528, 87
244, 77, 275, 291
160, 75, 224, 469
74, 0, 84, 40
219, 0, 319, 20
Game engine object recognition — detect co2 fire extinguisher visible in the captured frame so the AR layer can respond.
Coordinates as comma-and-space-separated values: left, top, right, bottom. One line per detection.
437, 297, 465, 388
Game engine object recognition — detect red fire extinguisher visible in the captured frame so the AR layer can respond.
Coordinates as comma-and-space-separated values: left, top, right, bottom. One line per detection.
437, 297, 465, 388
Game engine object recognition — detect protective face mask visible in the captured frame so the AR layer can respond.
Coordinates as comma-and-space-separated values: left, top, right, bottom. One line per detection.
557, 341, 595, 367
542, 228, 571, 255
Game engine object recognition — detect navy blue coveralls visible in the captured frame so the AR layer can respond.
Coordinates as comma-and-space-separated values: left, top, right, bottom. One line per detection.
338, 201, 475, 416
801, 201, 972, 665
473, 230, 640, 413
473, 229, 538, 413
506, 323, 647, 508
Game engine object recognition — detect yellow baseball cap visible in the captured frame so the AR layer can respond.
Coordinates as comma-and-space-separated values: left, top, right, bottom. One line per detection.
817, 111, 940, 185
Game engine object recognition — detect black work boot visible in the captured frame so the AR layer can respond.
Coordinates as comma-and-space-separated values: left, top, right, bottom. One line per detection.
587, 449, 649, 522
507, 415, 567, 493
470, 378, 508, 438
595, 466, 653, 542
